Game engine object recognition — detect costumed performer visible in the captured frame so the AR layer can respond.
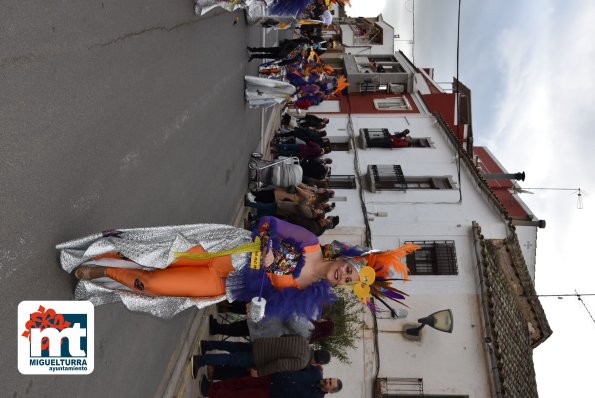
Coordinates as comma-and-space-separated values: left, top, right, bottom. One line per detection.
194, 0, 313, 19
58, 217, 418, 319
194, 0, 251, 16
58, 216, 357, 319
245, 76, 296, 108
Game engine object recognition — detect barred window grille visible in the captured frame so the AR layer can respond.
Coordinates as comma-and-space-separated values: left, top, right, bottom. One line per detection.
328, 175, 356, 189
375, 378, 423, 397
368, 165, 453, 192
362, 128, 392, 148
371, 165, 407, 191
405, 241, 458, 275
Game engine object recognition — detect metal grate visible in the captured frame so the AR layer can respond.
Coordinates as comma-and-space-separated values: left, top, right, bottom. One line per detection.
363, 128, 392, 148
405, 240, 458, 275
375, 378, 424, 397
371, 164, 407, 191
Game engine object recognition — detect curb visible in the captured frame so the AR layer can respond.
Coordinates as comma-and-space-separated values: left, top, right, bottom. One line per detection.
153, 307, 214, 398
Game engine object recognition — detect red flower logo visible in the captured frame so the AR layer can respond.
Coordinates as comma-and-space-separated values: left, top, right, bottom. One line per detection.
21, 305, 72, 350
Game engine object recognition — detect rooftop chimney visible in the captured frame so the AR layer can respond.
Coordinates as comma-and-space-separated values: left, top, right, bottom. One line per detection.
483, 172, 525, 181
511, 218, 546, 228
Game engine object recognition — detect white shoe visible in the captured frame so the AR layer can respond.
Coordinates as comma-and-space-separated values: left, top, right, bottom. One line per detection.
246, 192, 256, 202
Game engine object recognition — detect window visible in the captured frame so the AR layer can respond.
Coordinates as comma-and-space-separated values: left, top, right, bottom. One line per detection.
405, 177, 454, 189
376, 377, 469, 398
367, 165, 455, 192
370, 165, 407, 191
369, 56, 396, 62
405, 241, 458, 275
367, 56, 406, 73
373, 97, 412, 111
376, 378, 423, 397
361, 128, 434, 149
329, 136, 350, 151
328, 175, 356, 189
361, 128, 391, 148
410, 138, 431, 148
359, 81, 388, 94
355, 55, 405, 74
351, 20, 383, 45
330, 142, 350, 151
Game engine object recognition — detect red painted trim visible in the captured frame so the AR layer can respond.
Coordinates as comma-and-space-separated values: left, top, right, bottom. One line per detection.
474, 147, 531, 218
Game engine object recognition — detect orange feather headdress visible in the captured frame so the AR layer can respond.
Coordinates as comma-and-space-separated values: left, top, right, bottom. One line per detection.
323, 241, 420, 314
348, 244, 420, 313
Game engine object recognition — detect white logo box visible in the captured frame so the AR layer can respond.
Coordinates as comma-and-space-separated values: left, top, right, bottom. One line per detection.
18, 301, 94, 375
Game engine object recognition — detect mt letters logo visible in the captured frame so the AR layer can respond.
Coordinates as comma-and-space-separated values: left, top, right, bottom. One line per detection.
18, 301, 94, 374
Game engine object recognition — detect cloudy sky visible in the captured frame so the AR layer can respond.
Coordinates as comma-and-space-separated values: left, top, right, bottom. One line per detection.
348, 1, 595, 396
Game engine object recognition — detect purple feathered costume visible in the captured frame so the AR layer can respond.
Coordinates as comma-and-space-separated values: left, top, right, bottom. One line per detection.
226, 216, 339, 320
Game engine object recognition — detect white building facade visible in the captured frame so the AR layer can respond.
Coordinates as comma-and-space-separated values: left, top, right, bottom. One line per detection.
307, 53, 550, 397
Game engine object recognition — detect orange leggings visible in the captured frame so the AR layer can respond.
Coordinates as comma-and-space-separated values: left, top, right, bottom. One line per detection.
103, 245, 234, 297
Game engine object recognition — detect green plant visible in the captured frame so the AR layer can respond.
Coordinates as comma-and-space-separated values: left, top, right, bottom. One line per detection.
314, 288, 367, 364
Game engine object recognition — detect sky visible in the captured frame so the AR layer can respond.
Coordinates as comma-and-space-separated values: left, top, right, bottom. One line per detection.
348, 1, 595, 396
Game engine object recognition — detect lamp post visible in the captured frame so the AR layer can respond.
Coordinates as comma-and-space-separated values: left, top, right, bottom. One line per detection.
381, 309, 454, 339
405, 309, 454, 336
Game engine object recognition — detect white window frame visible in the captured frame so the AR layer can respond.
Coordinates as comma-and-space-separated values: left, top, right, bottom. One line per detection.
373, 97, 412, 111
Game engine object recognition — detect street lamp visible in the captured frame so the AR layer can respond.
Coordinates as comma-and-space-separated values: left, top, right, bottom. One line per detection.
405, 309, 454, 337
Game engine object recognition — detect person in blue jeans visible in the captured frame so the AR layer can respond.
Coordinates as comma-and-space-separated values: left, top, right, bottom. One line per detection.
193, 335, 330, 377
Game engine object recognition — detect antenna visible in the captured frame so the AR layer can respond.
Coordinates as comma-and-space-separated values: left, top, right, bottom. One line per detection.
538, 291, 595, 327
510, 187, 589, 209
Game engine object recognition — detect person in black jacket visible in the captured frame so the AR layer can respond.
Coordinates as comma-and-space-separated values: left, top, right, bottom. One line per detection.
298, 114, 329, 129
247, 38, 309, 62
206, 364, 342, 398
300, 157, 332, 180
276, 127, 327, 146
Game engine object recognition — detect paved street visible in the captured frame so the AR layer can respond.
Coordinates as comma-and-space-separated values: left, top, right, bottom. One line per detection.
1, 2, 279, 396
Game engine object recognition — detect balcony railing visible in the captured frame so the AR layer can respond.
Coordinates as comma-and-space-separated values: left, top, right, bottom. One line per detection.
370, 165, 407, 191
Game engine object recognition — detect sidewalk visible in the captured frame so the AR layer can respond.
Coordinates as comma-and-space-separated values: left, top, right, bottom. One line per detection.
155, 18, 290, 397
155, 98, 283, 398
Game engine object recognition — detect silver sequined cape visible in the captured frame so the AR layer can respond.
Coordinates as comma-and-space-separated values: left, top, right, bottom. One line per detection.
194, 0, 267, 24
57, 223, 252, 318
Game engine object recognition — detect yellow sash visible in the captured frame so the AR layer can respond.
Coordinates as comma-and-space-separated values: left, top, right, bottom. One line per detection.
174, 237, 262, 269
